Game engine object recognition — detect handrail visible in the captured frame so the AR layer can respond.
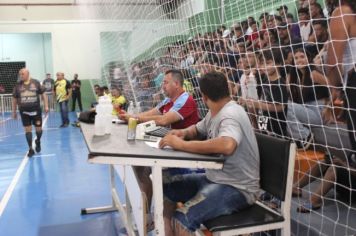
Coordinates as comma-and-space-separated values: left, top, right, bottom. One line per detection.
0, 93, 56, 115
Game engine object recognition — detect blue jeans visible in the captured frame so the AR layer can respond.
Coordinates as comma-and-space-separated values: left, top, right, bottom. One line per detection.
286, 100, 325, 140
59, 101, 69, 125
164, 174, 250, 232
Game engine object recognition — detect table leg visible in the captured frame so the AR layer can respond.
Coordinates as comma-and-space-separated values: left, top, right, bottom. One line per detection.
152, 165, 165, 236
81, 165, 118, 215
81, 165, 136, 236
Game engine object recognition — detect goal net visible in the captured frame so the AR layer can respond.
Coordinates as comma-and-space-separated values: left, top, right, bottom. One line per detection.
78, 0, 356, 235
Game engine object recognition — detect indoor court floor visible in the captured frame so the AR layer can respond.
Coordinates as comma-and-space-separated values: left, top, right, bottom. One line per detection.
0, 112, 125, 236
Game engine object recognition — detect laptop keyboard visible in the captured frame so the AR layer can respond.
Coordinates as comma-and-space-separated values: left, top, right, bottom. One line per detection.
145, 127, 172, 137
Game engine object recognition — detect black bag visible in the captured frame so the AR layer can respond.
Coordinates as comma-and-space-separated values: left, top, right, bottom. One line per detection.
78, 110, 96, 124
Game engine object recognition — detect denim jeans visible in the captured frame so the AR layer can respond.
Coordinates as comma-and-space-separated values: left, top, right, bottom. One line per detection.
59, 101, 69, 125
164, 174, 250, 232
286, 99, 325, 140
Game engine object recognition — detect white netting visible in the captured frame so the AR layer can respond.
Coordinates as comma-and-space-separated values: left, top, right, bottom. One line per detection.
78, 0, 356, 235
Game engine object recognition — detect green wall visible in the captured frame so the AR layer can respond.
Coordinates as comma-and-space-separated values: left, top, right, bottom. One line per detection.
63, 80, 95, 111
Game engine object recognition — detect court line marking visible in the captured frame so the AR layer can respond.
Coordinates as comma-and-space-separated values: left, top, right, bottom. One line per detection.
0, 114, 49, 218
38, 153, 56, 157
0, 118, 11, 124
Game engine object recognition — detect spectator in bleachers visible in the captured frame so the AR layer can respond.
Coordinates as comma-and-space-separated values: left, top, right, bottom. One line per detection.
237, 50, 259, 101
230, 25, 246, 47
286, 48, 329, 149
259, 28, 278, 49
160, 71, 260, 236
241, 20, 249, 36
298, 7, 312, 42
245, 17, 255, 36
298, 0, 317, 9
276, 5, 288, 23
298, 0, 308, 9
307, 20, 329, 57
137, 77, 156, 112
267, 15, 282, 29
277, 22, 301, 46
310, 2, 325, 20
240, 49, 288, 137
266, 15, 276, 29
287, 13, 301, 39
259, 12, 269, 31
246, 21, 260, 50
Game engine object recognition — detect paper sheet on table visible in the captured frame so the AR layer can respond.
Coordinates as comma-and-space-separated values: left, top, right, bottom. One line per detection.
145, 138, 172, 149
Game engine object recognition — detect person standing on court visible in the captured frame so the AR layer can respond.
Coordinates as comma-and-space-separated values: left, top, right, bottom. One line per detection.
71, 73, 83, 112
55, 72, 72, 128
12, 68, 49, 157
42, 73, 54, 93
42, 73, 55, 110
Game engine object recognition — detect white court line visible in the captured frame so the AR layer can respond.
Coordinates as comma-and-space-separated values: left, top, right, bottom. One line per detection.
0, 114, 49, 217
0, 118, 11, 124
38, 154, 56, 157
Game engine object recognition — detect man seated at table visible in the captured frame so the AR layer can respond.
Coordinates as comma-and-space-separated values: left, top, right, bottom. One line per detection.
119, 69, 200, 227
119, 69, 199, 128
159, 71, 260, 236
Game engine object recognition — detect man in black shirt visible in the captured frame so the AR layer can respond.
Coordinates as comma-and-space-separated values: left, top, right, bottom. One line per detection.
12, 68, 49, 157
71, 73, 82, 112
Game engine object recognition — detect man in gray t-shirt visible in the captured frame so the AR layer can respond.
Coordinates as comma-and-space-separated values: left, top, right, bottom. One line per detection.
160, 71, 260, 235
42, 73, 54, 93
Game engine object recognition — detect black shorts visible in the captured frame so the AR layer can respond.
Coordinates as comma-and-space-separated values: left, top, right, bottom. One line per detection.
20, 109, 42, 127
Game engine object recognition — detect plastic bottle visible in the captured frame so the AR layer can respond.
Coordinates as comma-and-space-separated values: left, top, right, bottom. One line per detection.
246, 72, 258, 100
135, 101, 141, 114
103, 96, 113, 134
127, 101, 135, 114
94, 97, 106, 136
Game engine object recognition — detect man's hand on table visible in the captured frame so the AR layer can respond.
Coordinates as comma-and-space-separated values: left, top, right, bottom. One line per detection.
159, 134, 185, 150
167, 129, 186, 140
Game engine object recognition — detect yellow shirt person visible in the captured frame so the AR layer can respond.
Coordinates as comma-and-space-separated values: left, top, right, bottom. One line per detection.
55, 78, 70, 102
111, 87, 126, 115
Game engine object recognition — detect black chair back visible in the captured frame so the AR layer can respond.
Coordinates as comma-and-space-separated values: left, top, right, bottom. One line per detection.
255, 132, 291, 201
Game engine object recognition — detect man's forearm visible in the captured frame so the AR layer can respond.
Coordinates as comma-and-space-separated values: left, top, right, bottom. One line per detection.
12, 98, 17, 113
137, 115, 165, 126
182, 125, 198, 140
179, 137, 237, 156
42, 93, 48, 109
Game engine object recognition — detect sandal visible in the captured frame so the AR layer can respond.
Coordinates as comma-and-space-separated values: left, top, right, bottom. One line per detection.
297, 202, 321, 213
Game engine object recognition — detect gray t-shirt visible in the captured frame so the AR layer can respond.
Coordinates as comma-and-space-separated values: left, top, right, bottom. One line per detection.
196, 101, 260, 204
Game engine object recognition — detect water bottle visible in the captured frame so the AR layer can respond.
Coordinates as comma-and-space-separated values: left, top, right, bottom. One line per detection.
246, 72, 258, 100
136, 101, 142, 114
127, 101, 135, 114
94, 98, 105, 136
103, 96, 113, 134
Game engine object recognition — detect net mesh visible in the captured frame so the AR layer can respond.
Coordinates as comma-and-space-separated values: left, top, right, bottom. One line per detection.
77, 0, 356, 235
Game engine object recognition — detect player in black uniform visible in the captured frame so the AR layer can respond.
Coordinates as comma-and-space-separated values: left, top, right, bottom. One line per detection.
12, 68, 49, 157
